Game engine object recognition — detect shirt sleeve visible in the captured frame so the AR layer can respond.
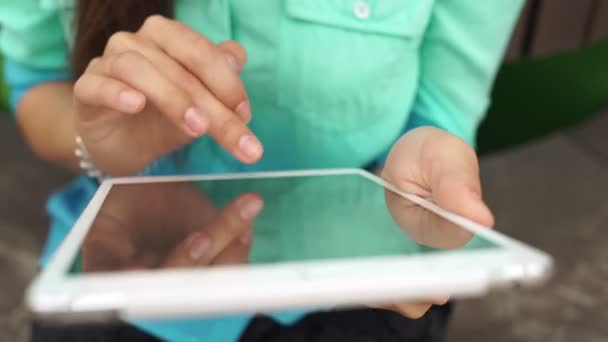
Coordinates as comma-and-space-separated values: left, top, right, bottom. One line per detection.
409, 0, 524, 146
369, 1, 524, 168
3, 58, 71, 113
0, 0, 70, 69
0, 1, 72, 113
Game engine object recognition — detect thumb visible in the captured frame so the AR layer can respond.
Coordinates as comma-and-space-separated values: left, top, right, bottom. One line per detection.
217, 40, 250, 123
217, 40, 247, 73
432, 174, 495, 228
384, 127, 494, 227
420, 129, 494, 227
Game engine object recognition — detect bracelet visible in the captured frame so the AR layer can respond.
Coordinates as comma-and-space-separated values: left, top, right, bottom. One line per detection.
74, 135, 108, 182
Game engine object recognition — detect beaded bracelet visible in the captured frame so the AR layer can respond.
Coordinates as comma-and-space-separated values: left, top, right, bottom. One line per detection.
74, 135, 108, 183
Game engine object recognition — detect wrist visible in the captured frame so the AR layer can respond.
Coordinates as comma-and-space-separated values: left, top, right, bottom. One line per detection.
74, 117, 153, 177
74, 135, 109, 182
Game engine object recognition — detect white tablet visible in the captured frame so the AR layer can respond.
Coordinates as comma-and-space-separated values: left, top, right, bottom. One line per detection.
27, 169, 552, 323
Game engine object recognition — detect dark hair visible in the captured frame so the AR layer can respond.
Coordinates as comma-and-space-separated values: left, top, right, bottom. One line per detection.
72, 0, 173, 77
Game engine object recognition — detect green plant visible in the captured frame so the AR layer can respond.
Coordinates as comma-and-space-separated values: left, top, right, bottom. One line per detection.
0, 54, 9, 113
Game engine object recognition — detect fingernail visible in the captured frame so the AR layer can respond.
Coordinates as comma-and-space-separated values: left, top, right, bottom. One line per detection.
188, 234, 211, 260
119, 90, 144, 111
184, 107, 209, 137
238, 135, 263, 160
240, 197, 263, 220
240, 230, 253, 245
224, 53, 240, 72
235, 100, 251, 123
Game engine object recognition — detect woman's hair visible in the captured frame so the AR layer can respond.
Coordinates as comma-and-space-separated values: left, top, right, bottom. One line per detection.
72, 0, 173, 77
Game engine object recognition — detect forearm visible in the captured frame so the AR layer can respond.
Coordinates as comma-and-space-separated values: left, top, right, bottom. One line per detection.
16, 81, 80, 171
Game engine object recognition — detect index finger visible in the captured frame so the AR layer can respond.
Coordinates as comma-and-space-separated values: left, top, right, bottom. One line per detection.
137, 16, 248, 113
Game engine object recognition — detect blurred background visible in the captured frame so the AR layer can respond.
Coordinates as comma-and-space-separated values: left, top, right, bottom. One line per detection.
1, 0, 607, 341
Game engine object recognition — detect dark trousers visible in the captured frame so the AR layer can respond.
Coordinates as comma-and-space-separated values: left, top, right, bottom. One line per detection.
32, 304, 452, 342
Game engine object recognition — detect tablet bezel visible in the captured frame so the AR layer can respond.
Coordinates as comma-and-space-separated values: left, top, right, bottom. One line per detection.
27, 169, 553, 320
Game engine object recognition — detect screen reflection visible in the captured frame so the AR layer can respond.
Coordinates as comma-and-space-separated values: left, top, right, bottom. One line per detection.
74, 174, 495, 274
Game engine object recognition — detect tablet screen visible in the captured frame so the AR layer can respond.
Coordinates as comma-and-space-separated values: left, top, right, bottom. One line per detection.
68, 173, 498, 274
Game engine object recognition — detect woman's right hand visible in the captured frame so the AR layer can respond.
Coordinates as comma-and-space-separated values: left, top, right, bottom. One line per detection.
73, 15, 263, 176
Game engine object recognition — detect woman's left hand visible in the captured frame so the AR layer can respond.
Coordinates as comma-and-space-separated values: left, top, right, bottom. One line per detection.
373, 126, 495, 319
382, 126, 494, 227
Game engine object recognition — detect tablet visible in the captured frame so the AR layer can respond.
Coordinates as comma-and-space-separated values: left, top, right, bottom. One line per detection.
27, 169, 552, 323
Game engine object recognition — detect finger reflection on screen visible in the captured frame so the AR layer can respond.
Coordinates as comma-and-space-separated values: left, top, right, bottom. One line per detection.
82, 182, 257, 272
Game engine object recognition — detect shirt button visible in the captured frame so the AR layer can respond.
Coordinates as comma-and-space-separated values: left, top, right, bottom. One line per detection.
353, 0, 371, 20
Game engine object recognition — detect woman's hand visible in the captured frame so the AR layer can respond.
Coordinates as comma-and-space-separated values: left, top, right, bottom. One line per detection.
382, 126, 494, 227
373, 126, 494, 319
384, 190, 475, 251
73, 15, 263, 176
